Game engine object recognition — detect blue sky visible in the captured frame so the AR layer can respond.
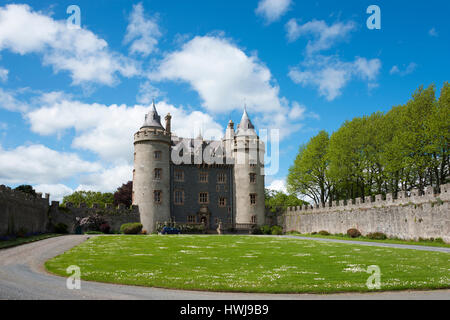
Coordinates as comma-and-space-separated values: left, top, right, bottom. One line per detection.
0, 0, 448, 200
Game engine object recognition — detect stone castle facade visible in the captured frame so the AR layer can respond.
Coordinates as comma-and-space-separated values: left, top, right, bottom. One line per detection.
132, 103, 265, 232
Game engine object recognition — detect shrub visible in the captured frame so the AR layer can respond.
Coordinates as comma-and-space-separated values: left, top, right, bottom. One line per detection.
347, 228, 361, 238
99, 223, 111, 234
78, 214, 107, 232
120, 222, 143, 234
251, 225, 263, 235
54, 223, 68, 234
366, 232, 387, 240
271, 226, 283, 235
260, 225, 272, 235
84, 231, 103, 235
318, 230, 330, 236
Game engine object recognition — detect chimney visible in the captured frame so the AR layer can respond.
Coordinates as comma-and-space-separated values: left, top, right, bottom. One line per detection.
165, 113, 171, 135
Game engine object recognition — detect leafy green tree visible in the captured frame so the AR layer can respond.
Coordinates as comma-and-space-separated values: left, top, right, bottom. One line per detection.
265, 189, 307, 213
62, 191, 114, 208
287, 131, 332, 205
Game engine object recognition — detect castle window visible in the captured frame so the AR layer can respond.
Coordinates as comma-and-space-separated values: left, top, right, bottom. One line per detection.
218, 197, 227, 207
199, 171, 208, 183
154, 151, 162, 159
199, 192, 209, 204
174, 190, 184, 205
187, 215, 196, 223
174, 169, 184, 182
250, 193, 257, 205
154, 168, 162, 180
249, 173, 256, 184
154, 190, 162, 204
251, 215, 257, 224
217, 173, 226, 184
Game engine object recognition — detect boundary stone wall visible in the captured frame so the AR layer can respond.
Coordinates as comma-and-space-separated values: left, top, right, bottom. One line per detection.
0, 185, 49, 236
283, 184, 450, 243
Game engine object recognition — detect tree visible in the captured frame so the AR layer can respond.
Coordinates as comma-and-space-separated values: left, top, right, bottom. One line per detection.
265, 189, 307, 213
14, 185, 36, 196
62, 191, 114, 208
288, 130, 332, 205
114, 181, 133, 207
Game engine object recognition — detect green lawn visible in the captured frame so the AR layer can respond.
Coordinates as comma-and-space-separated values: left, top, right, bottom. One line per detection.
45, 235, 450, 294
0, 233, 62, 249
285, 232, 450, 248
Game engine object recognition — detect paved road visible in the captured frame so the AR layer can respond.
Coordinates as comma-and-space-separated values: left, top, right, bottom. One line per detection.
0, 235, 449, 300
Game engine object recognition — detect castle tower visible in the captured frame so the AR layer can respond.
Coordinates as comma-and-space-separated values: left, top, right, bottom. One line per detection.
233, 108, 265, 226
133, 102, 171, 232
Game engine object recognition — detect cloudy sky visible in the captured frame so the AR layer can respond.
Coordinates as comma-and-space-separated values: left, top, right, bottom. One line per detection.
0, 0, 448, 200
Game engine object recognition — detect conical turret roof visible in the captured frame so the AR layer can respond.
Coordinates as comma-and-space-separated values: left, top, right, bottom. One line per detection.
236, 107, 257, 136
141, 101, 163, 129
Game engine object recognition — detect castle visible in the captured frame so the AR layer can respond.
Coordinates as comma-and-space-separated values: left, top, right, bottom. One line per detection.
132, 103, 265, 232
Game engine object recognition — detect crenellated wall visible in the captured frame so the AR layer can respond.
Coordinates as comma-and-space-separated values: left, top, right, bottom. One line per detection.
49, 201, 140, 233
283, 184, 450, 243
0, 184, 141, 236
0, 185, 50, 236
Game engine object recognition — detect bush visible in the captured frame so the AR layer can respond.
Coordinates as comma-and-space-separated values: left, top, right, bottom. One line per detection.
54, 223, 68, 234
271, 226, 283, 235
318, 230, 330, 236
347, 228, 361, 238
78, 214, 107, 232
99, 223, 111, 234
84, 231, 103, 235
120, 222, 143, 234
260, 225, 272, 235
251, 225, 263, 235
366, 232, 387, 240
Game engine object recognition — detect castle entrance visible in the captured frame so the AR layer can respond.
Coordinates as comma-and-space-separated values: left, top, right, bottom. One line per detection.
197, 206, 211, 230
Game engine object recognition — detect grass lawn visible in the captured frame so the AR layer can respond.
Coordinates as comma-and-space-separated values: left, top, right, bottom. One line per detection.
45, 235, 450, 294
285, 232, 450, 248
0, 233, 62, 249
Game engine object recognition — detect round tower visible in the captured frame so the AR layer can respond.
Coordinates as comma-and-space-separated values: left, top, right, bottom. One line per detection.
133, 102, 171, 233
233, 108, 265, 226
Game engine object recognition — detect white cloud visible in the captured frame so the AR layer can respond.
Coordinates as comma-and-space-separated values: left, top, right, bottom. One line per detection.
152, 36, 282, 114
267, 178, 287, 193
389, 63, 417, 76
0, 144, 100, 185
289, 56, 381, 101
0, 4, 139, 86
286, 19, 356, 54
0, 88, 29, 112
151, 35, 308, 138
429, 27, 438, 37
26, 97, 224, 163
288, 102, 306, 119
255, 0, 292, 24
137, 81, 162, 104
124, 3, 161, 57
0, 66, 8, 82
76, 164, 133, 193
34, 183, 73, 202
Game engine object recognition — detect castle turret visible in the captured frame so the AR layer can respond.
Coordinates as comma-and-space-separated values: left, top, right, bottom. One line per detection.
133, 102, 171, 232
233, 108, 265, 226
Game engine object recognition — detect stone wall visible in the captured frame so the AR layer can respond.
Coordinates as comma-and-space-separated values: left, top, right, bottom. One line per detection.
283, 184, 450, 243
49, 201, 140, 233
0, 185, 50, 236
